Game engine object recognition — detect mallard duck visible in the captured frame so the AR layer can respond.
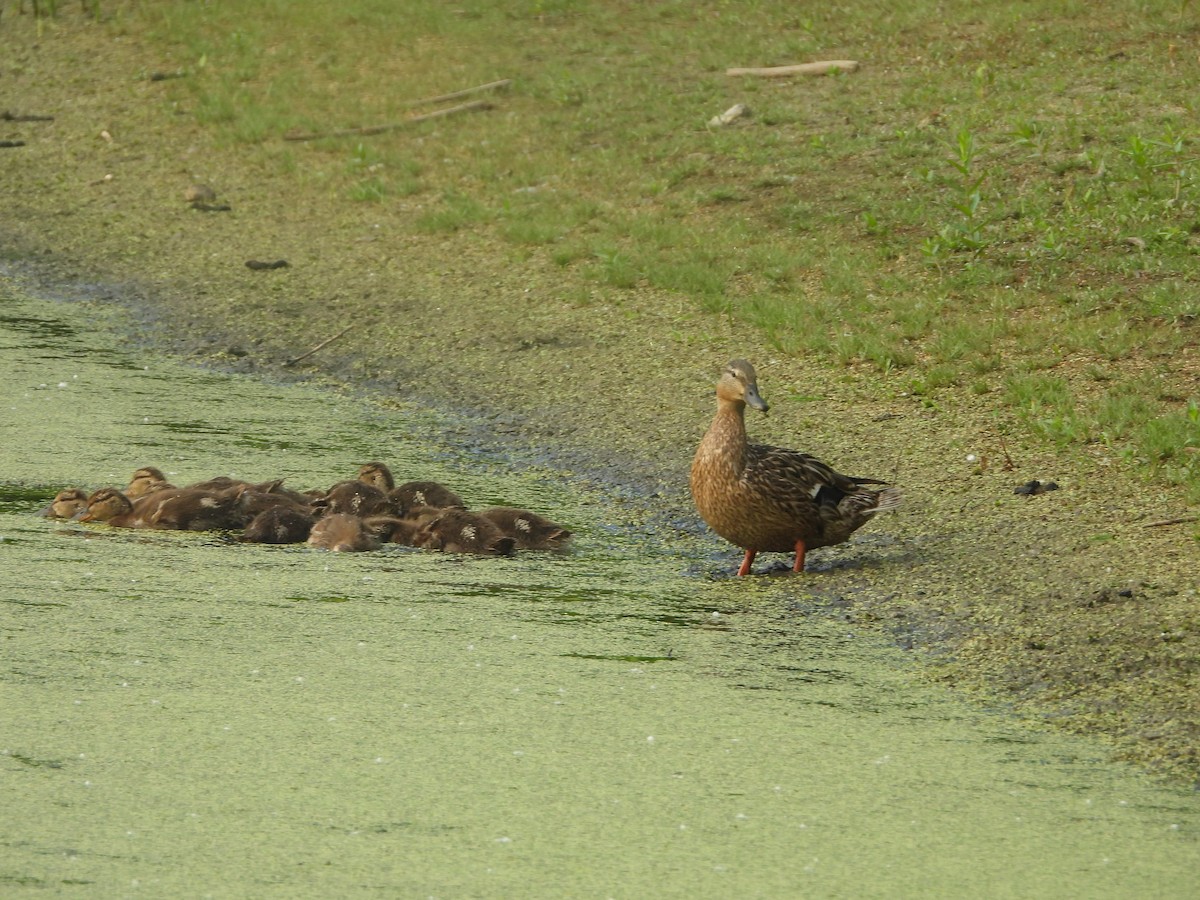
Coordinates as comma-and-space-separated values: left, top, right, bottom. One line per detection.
391, 481, 464, 516
307, 513, 381, 552
357, 462, 396, 492
143, 485, 247, 531
480, 507, 572, 550
315, 480, 394, 518
126, 466, 174, 499
360, 503, 438, 545
413, 509, 516, 556
690, 359, 901, 576
40, 488, 89, 519
241, 506, 316, 544
79, 488, 155, 528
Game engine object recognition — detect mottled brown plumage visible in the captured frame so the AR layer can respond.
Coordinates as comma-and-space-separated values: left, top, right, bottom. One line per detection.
690, 359, 901, 575
480, 507, 572, 550
307, 513, 381, 552
413, 509, 516, 556
241, 506, 315, 544
315, 480, 394, 518
390, 481, 464, 516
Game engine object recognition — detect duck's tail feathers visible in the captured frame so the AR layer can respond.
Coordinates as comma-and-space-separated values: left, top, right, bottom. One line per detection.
868, 486, 903, 513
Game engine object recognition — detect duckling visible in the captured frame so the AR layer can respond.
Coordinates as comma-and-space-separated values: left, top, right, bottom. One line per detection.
144, 485, 247, 531
241, 506, 315, 544
390, 480, 464, 516
361, 503, 442, 545
126, 466, 175, 499
357, 462, 396, 492
79, 488, 156, 528
413, 509, 516, 556
314, 480, 394, 518
307, 513, 381, 552
690, 359, 901, 576
40, 488, 89, 519
480, 507, 572, 550
233, 482, 314, 523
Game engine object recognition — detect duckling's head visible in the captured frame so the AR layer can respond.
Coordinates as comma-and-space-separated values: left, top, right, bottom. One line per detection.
43, 488, 89, 519
358, 462, 395, 492
80, 487, 133, 522
126, 466, 170, 499
717, 359, 769, 413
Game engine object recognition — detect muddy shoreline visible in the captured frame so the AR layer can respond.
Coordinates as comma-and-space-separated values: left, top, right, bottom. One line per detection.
3, 13, 1197, 784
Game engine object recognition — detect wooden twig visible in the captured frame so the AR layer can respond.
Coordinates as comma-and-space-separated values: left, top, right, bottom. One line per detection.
998, 433, 1015, 471
726, 60, 860, 77
1142, 515, 1198, 528
284, 98, 495, 142
404, 79, 511, 109
284, 325, 353, 366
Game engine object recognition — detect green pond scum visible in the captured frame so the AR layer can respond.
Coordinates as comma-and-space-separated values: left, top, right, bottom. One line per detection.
3, 285, 1199, 897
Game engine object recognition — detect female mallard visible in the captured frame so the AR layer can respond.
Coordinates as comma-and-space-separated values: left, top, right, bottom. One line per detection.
690, 359, 901, 576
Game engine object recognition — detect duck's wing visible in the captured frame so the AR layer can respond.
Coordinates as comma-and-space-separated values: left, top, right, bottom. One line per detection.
744, 443, 888, 509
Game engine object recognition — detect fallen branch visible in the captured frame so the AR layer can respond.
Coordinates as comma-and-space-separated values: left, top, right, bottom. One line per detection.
1142, 515, 1199, 528
2, 110, 54, 122
726, 60, 859, 77
284, 99, 495, 142
404, 79, 511, 108
284, 325, 353, 367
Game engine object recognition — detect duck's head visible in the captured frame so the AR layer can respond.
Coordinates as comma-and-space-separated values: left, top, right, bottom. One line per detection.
42, 488, 89, 519
717, 359, 769, 413
126, 466, 170, 499
358, 462, 395, 492
80, 487, 133, 522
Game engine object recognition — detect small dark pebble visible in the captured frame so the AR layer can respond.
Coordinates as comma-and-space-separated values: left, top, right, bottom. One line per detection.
1, 111, 54, 122
1014, 479, 1059, 496
149, 71, 186, 82
245, 259, 290, 270
0, 140, 27, 149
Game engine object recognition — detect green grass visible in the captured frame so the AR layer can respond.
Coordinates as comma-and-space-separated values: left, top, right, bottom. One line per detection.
98, 0, 1200, 499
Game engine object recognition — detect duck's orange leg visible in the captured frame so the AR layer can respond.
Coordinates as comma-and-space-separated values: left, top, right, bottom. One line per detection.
736, 548, 757, 576
792, 539, 808, 573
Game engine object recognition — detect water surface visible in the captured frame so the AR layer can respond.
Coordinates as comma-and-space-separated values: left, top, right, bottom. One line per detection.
1, 285, 1197, 897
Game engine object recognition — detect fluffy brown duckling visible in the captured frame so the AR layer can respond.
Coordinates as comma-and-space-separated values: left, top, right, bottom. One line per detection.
233, 482, 314, 524
241, 506, 316, 544
390, 480, 464, 516
40, 488, 89, 519
79, 488, 154, 528
307, 513, 381, 552
357, 462, 396, 492
691, 358, 901, 576
141, 485, 248, 531
361, 504, 441, 546
413, 509, 516, 556
480, 507, 572, 550
314, 480, 394, 518
125, 466, 175, 499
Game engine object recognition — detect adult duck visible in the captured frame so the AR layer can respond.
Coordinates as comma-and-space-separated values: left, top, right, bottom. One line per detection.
690, 359, 901, 576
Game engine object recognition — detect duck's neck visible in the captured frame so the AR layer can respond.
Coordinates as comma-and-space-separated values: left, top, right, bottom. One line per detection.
702, 398, 749, 475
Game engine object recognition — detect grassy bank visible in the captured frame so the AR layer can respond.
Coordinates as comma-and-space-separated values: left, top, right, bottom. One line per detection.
2, 1, 1198, 782
107, 0, 1200, 499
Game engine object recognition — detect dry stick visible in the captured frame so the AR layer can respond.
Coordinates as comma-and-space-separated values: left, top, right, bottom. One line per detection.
1142, 515, 1199, 528
726, 60, 860, 77
285, 98, 497, 142
403, 79, 511, 108
284, 325, 353, 367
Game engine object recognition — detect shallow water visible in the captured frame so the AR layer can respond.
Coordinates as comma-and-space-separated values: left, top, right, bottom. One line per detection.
2, 284, 1197, 898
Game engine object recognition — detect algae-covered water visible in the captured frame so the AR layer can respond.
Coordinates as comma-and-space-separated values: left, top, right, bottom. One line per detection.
2, 285, 1198, 898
